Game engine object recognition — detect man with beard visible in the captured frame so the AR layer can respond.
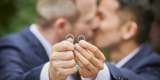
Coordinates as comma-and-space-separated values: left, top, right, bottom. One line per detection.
73, 0, 160, 80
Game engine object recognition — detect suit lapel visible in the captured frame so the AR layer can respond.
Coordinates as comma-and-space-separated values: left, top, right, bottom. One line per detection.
21, 28, 49, 62
122, 44, 153, 69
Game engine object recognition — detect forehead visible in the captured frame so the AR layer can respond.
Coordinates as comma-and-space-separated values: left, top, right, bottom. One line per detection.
76, 0, 95, 6
99, 0, 119, 12
76, 0, 96, 15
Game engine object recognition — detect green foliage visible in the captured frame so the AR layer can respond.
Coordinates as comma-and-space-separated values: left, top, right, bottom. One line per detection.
0, 0, 37, 37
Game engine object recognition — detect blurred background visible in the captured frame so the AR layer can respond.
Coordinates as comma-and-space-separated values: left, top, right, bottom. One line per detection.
0, 0, 37, 36
0, 0, 160, 53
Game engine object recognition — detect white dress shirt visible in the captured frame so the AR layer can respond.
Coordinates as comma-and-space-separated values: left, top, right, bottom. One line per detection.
30, 24, 140, 80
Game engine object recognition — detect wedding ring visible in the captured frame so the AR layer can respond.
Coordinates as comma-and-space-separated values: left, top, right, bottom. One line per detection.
76, 63, 80, 71
65, 33, 75, 40
77, 34, 86, 41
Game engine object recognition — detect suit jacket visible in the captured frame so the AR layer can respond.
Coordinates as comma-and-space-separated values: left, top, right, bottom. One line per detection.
0, 28, 81, 80
0, 28, 49, 80
107, 44, 160, 80
0, 28, 160, 80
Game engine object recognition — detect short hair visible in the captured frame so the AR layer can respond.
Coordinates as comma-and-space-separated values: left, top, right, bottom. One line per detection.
117, 0, 154, 44
37, 0, 79, 27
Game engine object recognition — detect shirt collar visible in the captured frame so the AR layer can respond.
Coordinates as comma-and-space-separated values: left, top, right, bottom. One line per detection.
30, 24, 52, 57
116, 47, 141, 68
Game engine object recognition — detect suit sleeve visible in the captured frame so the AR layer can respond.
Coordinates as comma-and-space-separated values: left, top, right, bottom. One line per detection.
107, 63, 160, 80
0, 48, 44, 80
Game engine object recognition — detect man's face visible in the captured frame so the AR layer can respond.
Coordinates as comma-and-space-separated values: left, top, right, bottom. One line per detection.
93, 0, 123, 49
73, 0, 97, 41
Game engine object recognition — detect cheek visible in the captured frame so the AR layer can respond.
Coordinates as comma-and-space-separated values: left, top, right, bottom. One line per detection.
101, 16, 120, 31
74, 23, 86, 35
94, 20, 122, 48
65, 25, 72, 34
95, 30, 122, 48
75, 22, 93, 36
62, 24, 73, 37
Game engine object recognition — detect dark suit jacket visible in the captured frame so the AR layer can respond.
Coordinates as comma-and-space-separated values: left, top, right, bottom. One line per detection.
0, 28, 49, 80
107, 44, 160, 80
0, 28, 160, 80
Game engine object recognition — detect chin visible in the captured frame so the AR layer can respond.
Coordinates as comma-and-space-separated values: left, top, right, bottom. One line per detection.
94, 40, 113, 49
93, 40, 105, 49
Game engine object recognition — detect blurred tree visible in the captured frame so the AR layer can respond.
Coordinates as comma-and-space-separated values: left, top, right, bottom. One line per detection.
150, 0, 160, 53
0, 0, 17, 36
0, 0, 37, 37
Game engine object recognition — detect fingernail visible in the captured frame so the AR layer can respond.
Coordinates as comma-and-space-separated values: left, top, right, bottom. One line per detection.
75, 44, 81, 48
67, 38, 74, 43
75, 43, 79, 46
79, 40, 85, 43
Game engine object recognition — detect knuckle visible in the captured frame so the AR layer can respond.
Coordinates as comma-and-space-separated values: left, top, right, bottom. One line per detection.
84, 61, 90, 67
63, 41, 74, 46
50, 55, 57, 61
88, 55, 94, 60
73, 66, 77, 71
63, 72, 68, 76
59, 69, 65, 76
70, 60, 76, 66
79, 63, 85, 68
52, 63, 59, 69
98, 64, 104, 70
61, 41, 74, 50
51, 62, 56, 66
101, 55, 106, 61
94, 47, 99, 53
66, 53, 74, 59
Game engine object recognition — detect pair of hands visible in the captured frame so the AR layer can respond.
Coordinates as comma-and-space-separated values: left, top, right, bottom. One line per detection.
49, 38, 106, 80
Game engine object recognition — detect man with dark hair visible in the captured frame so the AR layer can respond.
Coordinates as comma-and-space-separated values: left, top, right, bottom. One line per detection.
73, 0, 160, 80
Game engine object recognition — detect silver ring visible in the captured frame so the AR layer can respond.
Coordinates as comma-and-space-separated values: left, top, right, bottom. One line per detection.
76, 63, 80, 71
65, 33, 75, 40
77, 34, 86, 41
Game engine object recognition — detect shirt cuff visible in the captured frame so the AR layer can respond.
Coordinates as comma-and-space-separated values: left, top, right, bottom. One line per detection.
81, 77, 93, 80
40, 62, 50, 80
95, 63, 111, 80
40, 62, 74, 80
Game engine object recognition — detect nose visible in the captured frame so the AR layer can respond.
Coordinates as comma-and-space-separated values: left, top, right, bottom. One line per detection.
91, 16, 100, 31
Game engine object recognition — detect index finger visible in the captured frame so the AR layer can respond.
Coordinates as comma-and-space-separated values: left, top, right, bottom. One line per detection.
79, 40, 105, 61
52, 40, 74, 52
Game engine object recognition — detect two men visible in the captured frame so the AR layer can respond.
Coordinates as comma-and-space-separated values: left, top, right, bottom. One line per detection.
1, 0, 160, 80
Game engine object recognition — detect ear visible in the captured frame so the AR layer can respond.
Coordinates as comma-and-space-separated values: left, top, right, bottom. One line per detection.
54, 18, 67, 30
121, 21, 138, 40
54, 18, 72, 39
